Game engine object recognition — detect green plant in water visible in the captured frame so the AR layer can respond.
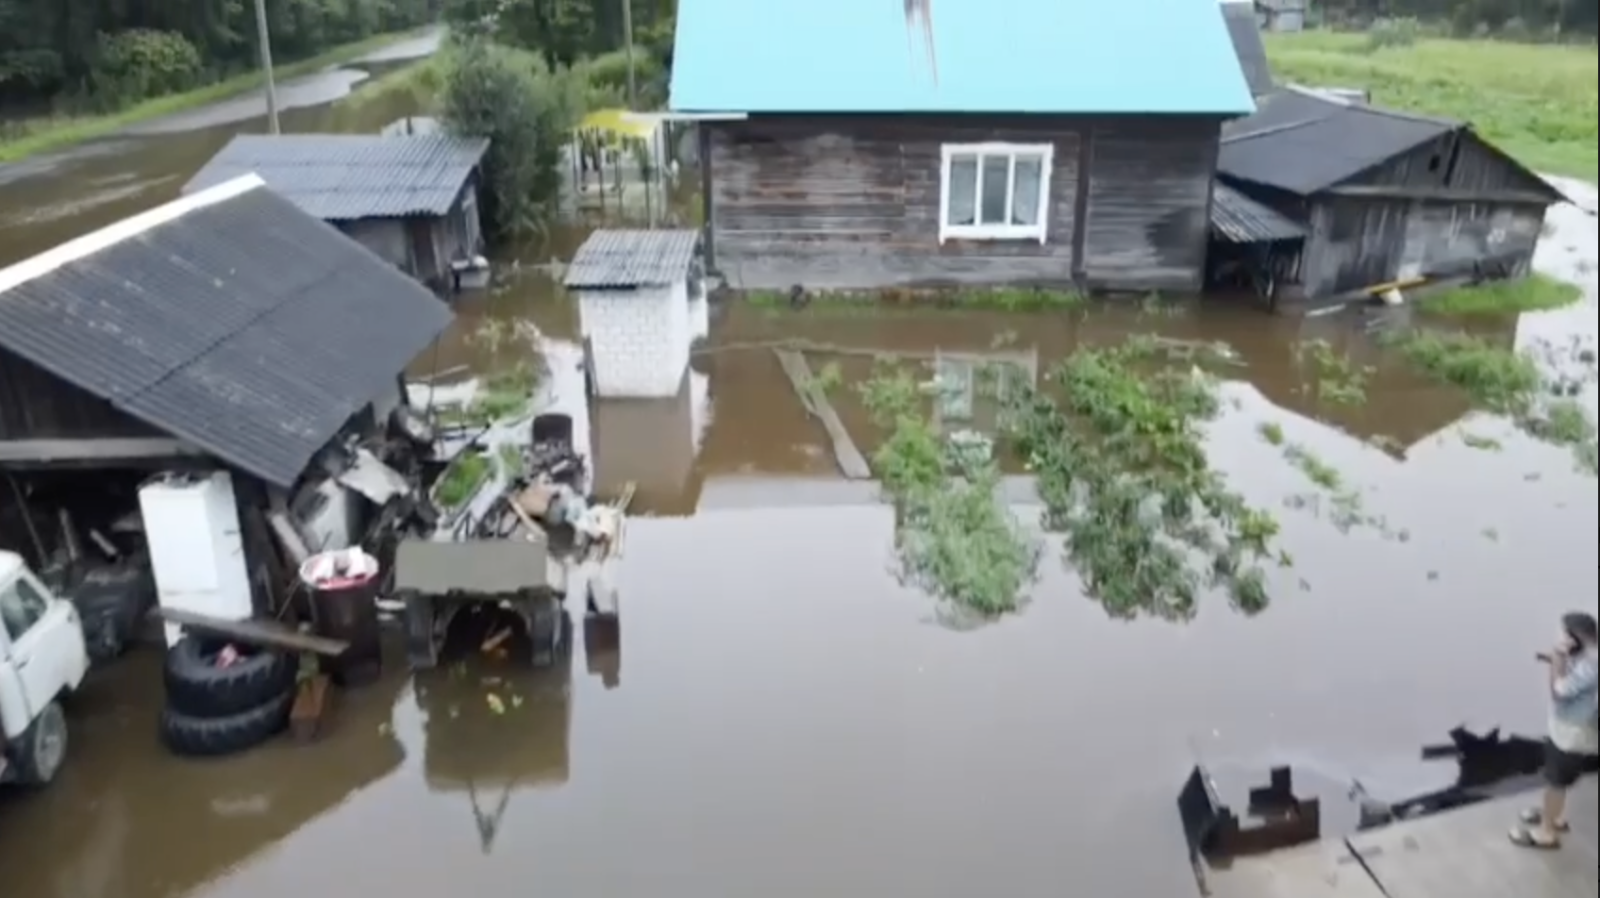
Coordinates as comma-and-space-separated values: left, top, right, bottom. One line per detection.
1006, 338, 1283, 620
858, 364, 1039, 616
1293, 338, 1371, 406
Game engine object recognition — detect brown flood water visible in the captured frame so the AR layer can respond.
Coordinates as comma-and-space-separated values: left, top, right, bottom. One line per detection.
3, 61, 1599, 895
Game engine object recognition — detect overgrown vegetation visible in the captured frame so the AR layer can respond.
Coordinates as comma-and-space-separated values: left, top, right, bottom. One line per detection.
1417, 274, 1583, 315
745, 287, 1087, 315
1294, 338, 1373, 406
1265, 31, 1598, 178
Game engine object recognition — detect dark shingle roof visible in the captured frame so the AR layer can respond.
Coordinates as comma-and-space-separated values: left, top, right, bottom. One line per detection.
182, 134, 489, 220
0, 176, 453, 488
1221, 2, 1273, 97
1210, 183, 1307, 243
1218, 88, 1458, 195
564, 229, 699, 289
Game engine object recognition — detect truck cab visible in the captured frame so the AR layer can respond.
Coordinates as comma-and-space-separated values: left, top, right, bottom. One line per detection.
1, 550, 91, 787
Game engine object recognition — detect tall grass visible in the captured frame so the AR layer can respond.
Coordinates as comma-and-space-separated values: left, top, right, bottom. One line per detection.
1265, 31, 1598, 179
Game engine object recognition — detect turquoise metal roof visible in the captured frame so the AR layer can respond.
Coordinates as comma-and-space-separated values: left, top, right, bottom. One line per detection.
669, 0, 1256, 116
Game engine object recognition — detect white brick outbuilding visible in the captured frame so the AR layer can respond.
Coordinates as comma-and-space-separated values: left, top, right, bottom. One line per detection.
565, 229, 703, 398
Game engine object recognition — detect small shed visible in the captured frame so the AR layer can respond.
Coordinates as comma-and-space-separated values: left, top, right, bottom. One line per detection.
1255, 0, 1306, 32
183, 134, 490, 293
564, 230, 702, 398
1215, 88, 1566, 304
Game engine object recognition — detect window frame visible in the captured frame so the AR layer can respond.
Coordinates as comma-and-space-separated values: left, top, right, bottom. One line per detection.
1, 574, 50, 643
938, 142, 1055, 244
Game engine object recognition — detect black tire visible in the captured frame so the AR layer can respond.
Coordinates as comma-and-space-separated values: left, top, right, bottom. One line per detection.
159, 690, 294, 758
163, 636, 297, 718
13, 700, 69, 786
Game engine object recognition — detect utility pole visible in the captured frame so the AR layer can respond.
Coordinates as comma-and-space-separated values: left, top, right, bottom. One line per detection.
621, 0, 637, 110
253, 0, 281, 134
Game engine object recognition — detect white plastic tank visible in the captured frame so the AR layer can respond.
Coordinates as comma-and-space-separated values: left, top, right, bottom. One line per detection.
138, 471, 254, 647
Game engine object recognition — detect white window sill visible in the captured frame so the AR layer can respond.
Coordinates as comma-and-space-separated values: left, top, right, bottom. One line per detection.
939, 226, 1048, 244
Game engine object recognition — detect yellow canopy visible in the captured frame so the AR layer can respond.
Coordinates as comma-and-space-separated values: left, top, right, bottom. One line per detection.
578, 108, 656, 140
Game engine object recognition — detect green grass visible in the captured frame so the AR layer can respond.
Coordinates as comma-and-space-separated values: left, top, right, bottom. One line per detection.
0, 28, 431, 163
1418, 274, 1584, 315
435, 449, 492, 510
1264, 32, 1599, 179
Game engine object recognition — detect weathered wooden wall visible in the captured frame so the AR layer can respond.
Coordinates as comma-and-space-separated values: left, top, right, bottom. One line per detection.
1081, 118, 1221, 291
704, 114, 1221, 294
0, 350, 155, 443
1300, 130, 1553, 298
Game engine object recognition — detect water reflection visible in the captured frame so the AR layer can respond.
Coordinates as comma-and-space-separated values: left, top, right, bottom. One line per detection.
414, 642, 574, 854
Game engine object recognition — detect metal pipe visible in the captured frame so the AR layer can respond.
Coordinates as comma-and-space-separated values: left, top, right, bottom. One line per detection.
253, 0, 281, 134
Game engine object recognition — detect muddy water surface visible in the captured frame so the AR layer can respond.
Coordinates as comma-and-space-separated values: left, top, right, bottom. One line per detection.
2, 77, 1598, 895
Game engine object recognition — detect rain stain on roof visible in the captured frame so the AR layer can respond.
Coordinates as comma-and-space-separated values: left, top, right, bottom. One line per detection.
904, 0, 939, 84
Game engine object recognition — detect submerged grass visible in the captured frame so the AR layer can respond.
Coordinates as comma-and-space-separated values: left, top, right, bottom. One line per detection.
1387, 328, 1598, 474
1417, 275, 1583, 316
746, 287, 1085, 316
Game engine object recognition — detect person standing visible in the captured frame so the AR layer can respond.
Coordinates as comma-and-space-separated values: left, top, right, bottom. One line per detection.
1510, 611, 1599, 849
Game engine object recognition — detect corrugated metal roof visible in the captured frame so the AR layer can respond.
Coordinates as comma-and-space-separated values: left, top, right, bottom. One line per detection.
182, 134, 488, 220
1210, 182, 1307, 243
1220, 2, 1274, 97
1218, 89, 1457, 195
0, 177, 453, 488
669, 0, 1254, 115
564, 229, 699, 289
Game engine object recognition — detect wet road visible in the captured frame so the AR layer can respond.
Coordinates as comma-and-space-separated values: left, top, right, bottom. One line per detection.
2, 62, 1598, 894
0, 27, 443, 257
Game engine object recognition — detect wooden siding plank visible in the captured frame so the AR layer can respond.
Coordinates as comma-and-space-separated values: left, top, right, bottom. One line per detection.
1080, 120, 1219, 291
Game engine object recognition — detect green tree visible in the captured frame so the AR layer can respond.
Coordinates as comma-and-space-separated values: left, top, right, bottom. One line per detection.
439, 37, 579, 240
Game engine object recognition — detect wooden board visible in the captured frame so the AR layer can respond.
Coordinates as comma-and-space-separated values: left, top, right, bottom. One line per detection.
1208, 840, 1387, 898
156, 608, 348, 656
1348, 784, 1599, 898
773, 348, 872, 480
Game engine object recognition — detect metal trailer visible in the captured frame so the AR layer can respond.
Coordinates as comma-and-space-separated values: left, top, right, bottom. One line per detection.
393, 535, 570, 670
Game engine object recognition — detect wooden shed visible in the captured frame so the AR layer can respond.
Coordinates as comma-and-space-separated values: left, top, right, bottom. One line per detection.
667, 0, 1256, 296
1214, 88, 1566, 305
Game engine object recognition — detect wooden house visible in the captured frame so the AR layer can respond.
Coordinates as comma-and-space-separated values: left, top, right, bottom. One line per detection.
184, 134, 490, 293
1213, 88, 1566, 305
667, 0, 1256, 295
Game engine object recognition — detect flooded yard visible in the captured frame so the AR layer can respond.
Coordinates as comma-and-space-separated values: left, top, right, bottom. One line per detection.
1, 52, 1597, 893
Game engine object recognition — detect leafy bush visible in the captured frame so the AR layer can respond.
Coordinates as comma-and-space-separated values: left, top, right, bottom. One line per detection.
1366, 17, 1424, 51
440, 39, 582, 241
91, 29, 202, 106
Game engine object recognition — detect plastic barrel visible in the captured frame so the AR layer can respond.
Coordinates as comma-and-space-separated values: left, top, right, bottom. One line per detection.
299, 548, 383, 687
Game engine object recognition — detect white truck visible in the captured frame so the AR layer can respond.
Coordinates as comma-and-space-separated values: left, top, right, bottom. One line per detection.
1, 549, 91, 787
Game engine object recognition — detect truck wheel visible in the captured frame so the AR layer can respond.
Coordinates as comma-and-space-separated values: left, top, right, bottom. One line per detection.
164, 636, 297, 718
159, 690, 294, 758
14, 700, 68, 785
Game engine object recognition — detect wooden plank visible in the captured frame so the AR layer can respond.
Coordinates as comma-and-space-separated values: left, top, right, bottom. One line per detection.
1209, 840, 1387, 898
156, 608, 348, 656
773, 349, 872, 479
289, 675, 333, 743
1348, 785, 1600, 898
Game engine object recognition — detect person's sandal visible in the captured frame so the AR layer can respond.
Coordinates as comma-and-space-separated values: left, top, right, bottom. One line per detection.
1508, 825, 1562, 850
1519, 808, 1571, 832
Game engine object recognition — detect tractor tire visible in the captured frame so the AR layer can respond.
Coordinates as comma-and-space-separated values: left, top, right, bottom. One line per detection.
163, 635, 297, 718
159, 690, 293, 758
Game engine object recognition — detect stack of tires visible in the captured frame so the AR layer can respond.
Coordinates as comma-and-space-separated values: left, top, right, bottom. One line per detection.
159, 635, 297, 757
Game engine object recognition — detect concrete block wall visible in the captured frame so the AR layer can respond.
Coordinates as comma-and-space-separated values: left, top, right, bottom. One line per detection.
578, 282, 691, 398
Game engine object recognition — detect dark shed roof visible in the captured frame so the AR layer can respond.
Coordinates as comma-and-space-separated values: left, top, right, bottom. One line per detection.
564, 229, 700, 289
0, 175, 453, 488
1218, 88, 1457, 195
1220, 2, 1274, 96
182, 134, 489, 220
1210, 183, 1307, 243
